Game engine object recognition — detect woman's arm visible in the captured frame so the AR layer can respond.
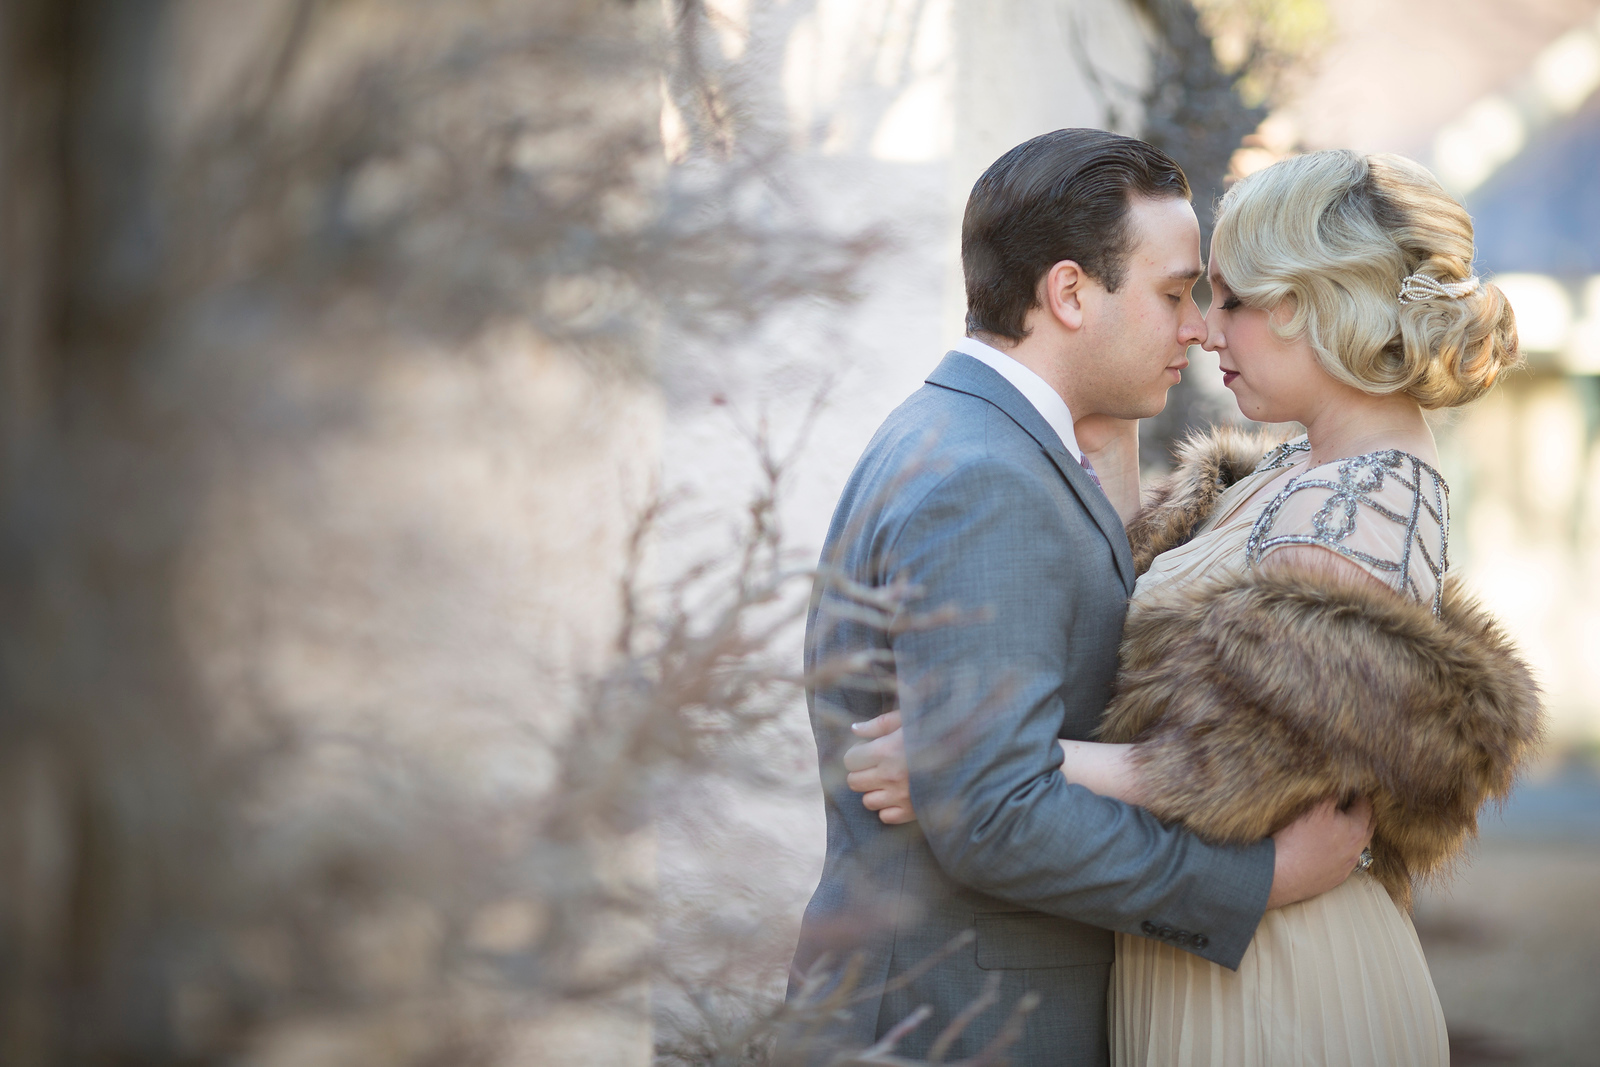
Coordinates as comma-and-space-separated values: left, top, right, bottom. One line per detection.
844, 714, 1145, 823
1257, 543, 1394, 594
846, 713, 1374, 911
1057, 739, 1144, 803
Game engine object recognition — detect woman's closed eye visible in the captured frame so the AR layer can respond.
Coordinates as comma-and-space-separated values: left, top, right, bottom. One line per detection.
1218, 296, 1242, 312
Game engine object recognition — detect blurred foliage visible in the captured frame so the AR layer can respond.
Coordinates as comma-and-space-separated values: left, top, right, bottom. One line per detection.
1129, 0, 1331, 470
1191, 0, 1331, 107
1131, 0, 1263, 466
0, 0, 884, 1064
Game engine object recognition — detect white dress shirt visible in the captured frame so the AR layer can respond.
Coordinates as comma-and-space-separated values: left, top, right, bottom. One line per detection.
951, 336, 1083, 461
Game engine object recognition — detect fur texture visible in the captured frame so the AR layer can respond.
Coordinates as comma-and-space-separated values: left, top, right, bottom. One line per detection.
1126, 425, 1289, 576
1102, 429, 1544, 908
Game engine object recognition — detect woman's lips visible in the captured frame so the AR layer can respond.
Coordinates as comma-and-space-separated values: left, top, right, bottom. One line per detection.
1222, 370, 1239, 387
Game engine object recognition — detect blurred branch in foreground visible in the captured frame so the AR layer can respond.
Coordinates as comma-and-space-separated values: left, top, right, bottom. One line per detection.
0, 0, 894, 1063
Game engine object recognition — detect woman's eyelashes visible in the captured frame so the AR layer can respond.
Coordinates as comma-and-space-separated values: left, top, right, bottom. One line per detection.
1218, 296, 1241, 312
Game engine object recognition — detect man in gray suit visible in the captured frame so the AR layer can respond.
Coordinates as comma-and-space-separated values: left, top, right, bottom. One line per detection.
786, 130, 1372, 1064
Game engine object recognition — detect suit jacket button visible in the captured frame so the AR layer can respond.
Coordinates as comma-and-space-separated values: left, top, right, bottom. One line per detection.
1194, 934, 1209, 948
1140, 921, 1157, 935
1158, 924, 1175, 940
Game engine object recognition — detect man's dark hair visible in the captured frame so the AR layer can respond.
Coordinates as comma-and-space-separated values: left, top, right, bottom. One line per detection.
962, 129, 1190, 340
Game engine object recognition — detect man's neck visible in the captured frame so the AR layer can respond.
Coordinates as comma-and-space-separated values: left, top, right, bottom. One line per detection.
969, 331, 1077, 412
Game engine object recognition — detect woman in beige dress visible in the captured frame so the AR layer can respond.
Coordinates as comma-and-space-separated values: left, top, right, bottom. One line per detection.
843, 149, 1542, 1066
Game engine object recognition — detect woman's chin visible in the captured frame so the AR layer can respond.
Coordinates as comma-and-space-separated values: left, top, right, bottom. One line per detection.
1228, 393, 1268, 423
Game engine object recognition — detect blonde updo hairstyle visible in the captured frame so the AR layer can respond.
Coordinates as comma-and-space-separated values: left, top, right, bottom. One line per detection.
1210, 150, 1520, 409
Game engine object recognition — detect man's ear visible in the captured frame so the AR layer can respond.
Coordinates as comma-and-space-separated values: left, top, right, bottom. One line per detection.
1042, 260, 1089, 331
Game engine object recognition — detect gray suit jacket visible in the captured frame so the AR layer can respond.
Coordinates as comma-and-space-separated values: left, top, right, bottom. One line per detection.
786, 352, 1275, 1065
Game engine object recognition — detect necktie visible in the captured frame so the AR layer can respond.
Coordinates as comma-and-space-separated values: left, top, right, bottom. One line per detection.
1079, 454, 1104, 491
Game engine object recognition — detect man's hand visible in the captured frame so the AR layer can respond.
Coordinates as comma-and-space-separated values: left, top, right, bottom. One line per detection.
843, 711, 916, 824
1265, 796, 1375, 910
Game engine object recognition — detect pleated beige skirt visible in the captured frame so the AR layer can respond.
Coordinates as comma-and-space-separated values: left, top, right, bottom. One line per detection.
1110, 872, 1449, 1067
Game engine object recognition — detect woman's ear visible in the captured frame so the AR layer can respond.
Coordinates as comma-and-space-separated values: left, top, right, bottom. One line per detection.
1042, 259, 1088, 331
1268, 293, 1300, 332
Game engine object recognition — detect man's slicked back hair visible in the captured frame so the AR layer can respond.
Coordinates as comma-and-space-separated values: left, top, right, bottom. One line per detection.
962, 129, 1190, 340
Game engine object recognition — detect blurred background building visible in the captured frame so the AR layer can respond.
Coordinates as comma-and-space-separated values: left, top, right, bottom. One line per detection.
1245, 0, 1600, 746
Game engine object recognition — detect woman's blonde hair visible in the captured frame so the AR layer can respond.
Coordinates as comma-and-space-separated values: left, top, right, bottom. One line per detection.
1211, 150, 1520, 409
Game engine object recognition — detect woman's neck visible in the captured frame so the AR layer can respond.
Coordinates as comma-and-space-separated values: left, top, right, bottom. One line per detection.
1301, 387, 1437, 468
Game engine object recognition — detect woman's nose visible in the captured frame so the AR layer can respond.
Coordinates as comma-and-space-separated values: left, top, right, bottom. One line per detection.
1201, 312, 1225, 353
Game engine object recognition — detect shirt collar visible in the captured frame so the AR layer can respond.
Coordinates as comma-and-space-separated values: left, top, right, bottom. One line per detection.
951, 336, 1082, 461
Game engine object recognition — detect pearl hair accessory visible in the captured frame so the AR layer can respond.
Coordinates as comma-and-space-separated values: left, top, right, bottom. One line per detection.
1398, 272, 1481, 304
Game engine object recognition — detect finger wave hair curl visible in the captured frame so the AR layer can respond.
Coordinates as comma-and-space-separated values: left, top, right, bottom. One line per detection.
1211, 150, 1521, 409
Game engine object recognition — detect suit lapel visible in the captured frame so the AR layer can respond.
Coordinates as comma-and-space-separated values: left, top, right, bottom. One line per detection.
926, 351, 1136, 594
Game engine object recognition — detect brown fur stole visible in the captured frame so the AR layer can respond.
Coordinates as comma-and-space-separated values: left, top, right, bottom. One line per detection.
1101, 429, 1544, 908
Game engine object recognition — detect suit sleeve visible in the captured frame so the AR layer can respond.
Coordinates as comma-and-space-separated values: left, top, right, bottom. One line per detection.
887, 456, 1274, 970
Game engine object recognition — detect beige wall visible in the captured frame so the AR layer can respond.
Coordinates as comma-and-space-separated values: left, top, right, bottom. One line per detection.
678, 0, 1158, 549
657, 0, 1163, 1034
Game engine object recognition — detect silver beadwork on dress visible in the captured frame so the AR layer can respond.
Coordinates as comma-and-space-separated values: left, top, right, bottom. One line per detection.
1245, 441, 1450, 616
1254, 437, 1314, 473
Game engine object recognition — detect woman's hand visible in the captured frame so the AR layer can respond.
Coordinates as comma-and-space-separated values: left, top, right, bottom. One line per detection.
1072, 412, 1139, 456
843, 711, 916, 825
1073, 414, 1142, 522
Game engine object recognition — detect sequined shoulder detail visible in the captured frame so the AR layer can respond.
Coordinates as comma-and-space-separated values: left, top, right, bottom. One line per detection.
1245, 449, 1450, 615
1254, 435, 1313, 473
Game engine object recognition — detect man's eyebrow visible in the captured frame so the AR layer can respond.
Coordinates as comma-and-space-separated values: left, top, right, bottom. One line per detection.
1165, 268, 1204, 283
